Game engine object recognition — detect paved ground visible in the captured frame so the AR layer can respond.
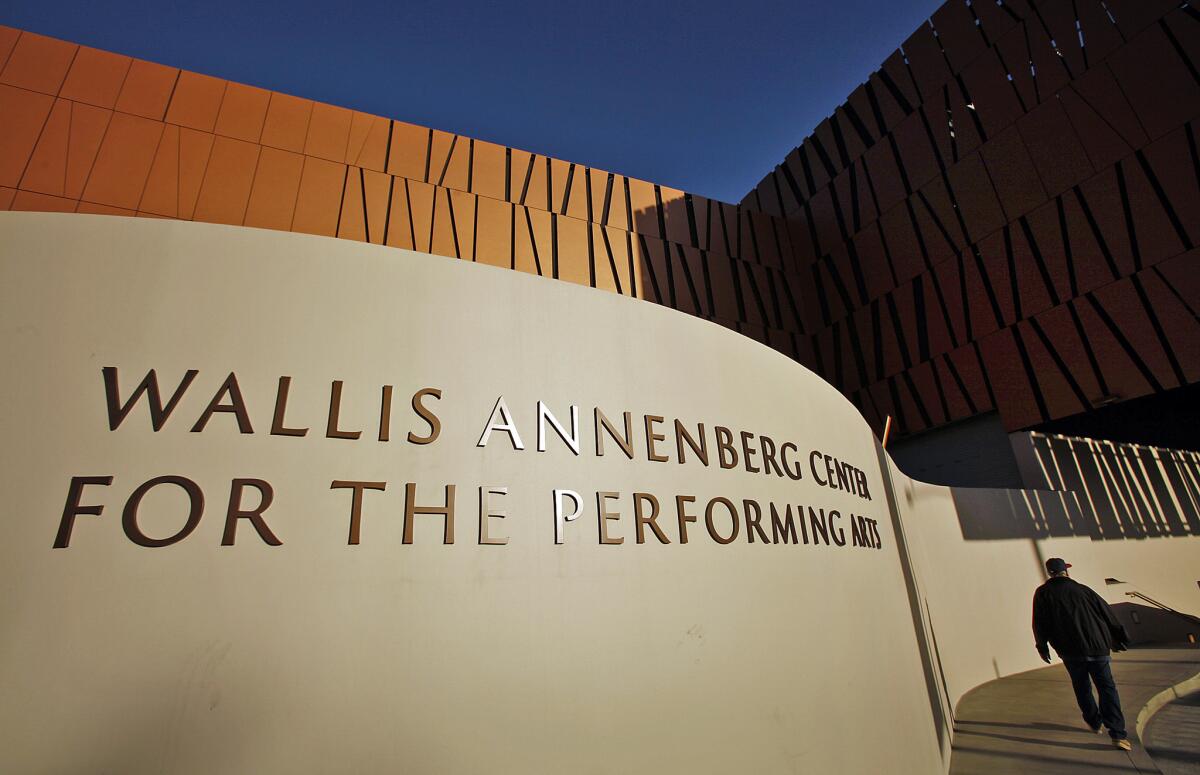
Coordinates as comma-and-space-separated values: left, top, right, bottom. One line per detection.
1144, 690, 1200, 775
949, 648, 1200, 774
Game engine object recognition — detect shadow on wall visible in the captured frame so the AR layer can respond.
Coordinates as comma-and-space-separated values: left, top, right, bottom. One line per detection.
1110, 602, 1200, 646
952, 432, 1200, 541
629, 188, 812, 370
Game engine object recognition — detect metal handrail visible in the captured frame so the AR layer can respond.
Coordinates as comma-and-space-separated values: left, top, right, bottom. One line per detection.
1124, 591, 1200, 627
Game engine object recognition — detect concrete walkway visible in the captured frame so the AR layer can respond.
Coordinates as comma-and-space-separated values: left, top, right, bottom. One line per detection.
949, 648, 1200, 774
1144, 689, 1200, 774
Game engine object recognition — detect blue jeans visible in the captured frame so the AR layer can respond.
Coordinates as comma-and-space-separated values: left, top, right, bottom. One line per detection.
1063, 656, 1126, 739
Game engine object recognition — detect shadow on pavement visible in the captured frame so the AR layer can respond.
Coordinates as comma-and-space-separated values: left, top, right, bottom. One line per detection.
953, 727, 1112, 751
956, 720, 1093, 734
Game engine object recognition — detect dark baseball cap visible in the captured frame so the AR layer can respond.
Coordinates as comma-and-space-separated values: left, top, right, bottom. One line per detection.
1046, 558, 1072, 573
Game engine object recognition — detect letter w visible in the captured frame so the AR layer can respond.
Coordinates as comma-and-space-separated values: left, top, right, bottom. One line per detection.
103, 367, 198, 431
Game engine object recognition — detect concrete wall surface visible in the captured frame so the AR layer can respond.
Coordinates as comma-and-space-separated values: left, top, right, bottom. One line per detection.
894, 468, 1200, 714
1, 212, 1196, 773
0, 213, 939, 774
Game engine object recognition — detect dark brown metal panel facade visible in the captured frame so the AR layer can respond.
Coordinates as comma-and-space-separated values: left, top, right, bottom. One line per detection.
742, 0, 1200, 439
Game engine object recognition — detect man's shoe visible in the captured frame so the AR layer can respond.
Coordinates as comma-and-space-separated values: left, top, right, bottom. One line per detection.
1087, 720, 1103, 733
1113, 738, 1132, 751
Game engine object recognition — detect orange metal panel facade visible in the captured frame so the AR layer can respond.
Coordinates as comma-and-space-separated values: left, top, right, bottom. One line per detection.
3, 6, 1197, 443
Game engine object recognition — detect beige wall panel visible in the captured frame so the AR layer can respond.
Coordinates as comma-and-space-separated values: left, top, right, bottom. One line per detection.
0, 212, 948, 774
4, 214, 1197, 774
895, 469, 1200, 710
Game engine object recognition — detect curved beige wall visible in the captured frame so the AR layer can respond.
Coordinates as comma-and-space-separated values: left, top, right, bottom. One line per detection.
0, 213, 942, 774
894, 469, 1200, 711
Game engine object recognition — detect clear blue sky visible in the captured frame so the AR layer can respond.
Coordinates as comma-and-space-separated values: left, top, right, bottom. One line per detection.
3, 0, 938, 203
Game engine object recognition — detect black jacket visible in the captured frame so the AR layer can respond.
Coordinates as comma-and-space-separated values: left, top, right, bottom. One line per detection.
1033, 576, 1130, 658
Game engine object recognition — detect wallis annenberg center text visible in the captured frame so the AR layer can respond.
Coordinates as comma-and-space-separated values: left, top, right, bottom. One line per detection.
53, 368, 884, 552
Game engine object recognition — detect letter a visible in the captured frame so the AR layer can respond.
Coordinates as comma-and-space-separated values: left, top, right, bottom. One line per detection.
477, 396, 525, 449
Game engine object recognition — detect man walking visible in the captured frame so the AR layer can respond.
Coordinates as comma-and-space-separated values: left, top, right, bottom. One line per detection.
1032, 557, 1133, 751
